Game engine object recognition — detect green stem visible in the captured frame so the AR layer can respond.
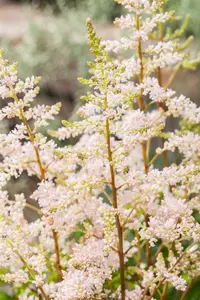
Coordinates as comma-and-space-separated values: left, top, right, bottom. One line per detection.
136, 13, 151, 268
180, 281, 193, 300
156, 4, 169, 168
165, 63, 182, 90
105, 118, 125, 300
52, 230, 63, 281
161, 282, 168, 300
9, 243, 49, 300
10, 86, 63, 282
148, 241, 199, 299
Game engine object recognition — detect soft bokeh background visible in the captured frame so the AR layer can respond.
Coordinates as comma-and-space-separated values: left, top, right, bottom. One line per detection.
0, 1, 200, 299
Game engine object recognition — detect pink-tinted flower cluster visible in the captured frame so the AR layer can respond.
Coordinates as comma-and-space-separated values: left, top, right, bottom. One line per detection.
0, 0, 200, 299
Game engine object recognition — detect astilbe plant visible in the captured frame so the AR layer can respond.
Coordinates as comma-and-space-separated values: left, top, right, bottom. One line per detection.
1, 0, 200, 299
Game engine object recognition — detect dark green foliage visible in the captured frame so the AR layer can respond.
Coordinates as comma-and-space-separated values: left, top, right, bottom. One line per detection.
0, 291, 12, 300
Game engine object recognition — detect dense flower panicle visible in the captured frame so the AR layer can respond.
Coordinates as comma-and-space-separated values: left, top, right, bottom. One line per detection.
0, 0, 200, 299
157, 132, 200, 161
125, 286, 143, 300
114, 0, 162, 14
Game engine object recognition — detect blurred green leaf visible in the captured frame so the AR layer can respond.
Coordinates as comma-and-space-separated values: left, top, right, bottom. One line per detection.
184, 280, 200, 300
0, 291, 12, 300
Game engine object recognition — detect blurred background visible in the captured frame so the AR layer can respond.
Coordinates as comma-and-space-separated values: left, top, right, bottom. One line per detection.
0, 0, 123, 123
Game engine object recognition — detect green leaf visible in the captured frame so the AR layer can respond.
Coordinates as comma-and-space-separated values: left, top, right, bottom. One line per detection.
184, 280, 200, 300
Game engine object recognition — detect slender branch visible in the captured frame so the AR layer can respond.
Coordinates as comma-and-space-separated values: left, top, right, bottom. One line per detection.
165, 63, 182, 90
180, 281, 193, 300
157, 289, 162, 299
136, 15, 145, 112
144, 100, 156, 111
148, 152, 160, 166
136, 14, 149, 175
25, 203, 43, 216
148, 241, 200, 299
10, 87, 45, 181
122, 206, 136, 227
105, 117, 125, 300
147, 138, 151, 163
44, 159, 55, 171
124, 244, 135, 256
161, 135, 169, 167
156, 5, 169, 168
148, 150, 166, 166
161, 282, 168, 300
151, 243, 164, 265
10, 87, 63, 283
9, 244, 49, 300
102, 190, 113, 205
52, 230, 63, 281
136, 13, 151, 268
116, 182, 128, 191
145, 215, 151, 267
135, 231, 141, 266
20, 109, 46, 181
111, 246, 120, 253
